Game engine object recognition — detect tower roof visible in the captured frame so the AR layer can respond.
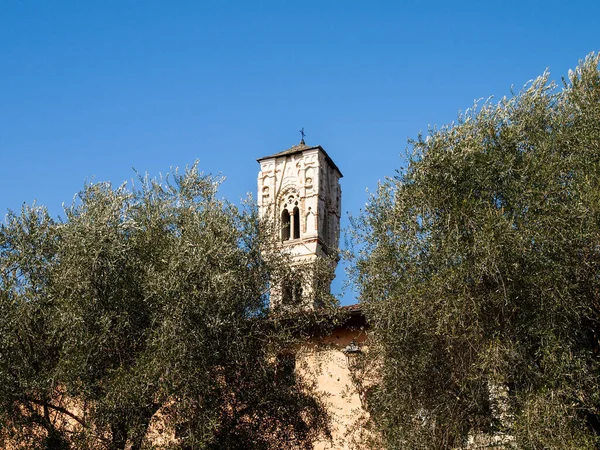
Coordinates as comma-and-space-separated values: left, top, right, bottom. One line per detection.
257, 142, 343, 178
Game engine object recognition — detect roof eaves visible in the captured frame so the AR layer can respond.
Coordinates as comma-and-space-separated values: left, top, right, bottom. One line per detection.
256, 145, 343, 178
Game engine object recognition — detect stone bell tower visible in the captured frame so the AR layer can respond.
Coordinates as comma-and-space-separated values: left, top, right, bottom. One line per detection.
257, 138, 342, 308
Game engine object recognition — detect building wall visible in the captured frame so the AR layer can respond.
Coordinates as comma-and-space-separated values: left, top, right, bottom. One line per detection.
298, 326, 372, 450
258, 146, 342, 308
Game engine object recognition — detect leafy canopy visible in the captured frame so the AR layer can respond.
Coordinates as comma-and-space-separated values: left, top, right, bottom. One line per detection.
351, 53, 600, 449
0, 164, 333, 450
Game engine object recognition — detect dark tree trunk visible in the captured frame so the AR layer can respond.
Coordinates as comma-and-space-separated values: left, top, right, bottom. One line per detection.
128, 405, 160, 450
110, 422, 128, 450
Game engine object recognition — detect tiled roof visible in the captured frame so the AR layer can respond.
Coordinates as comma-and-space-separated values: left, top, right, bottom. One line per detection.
339, 303, 362, 313
338, 303, 366, 328
257, 142, 318, 160
257, 142, 343, 178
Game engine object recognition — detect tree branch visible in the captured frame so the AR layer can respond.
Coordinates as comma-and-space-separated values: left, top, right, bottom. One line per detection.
24, 397, 86, 427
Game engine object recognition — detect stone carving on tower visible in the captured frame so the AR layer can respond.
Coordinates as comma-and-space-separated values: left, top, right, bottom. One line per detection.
257, 138, 342, 308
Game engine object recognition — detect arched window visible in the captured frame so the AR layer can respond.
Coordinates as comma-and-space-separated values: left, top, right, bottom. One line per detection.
282, 279, 303, 305
282, 281, 293, 304
281, 209, 290, 241
293, 281, 303, 303
293, 206, 300, 239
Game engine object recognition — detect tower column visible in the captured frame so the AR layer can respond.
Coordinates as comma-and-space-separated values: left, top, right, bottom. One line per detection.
257, 140, 342, 309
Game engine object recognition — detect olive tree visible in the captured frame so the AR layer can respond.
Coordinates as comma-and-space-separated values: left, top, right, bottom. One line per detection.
0, 164, 333, 449
351, 54, 600, 449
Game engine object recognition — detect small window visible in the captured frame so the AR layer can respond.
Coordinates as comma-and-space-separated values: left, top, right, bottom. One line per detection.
281, 279, 303, 305
293, 207, 300, 239
282, 281, 293, 304
281, 209, 290, 241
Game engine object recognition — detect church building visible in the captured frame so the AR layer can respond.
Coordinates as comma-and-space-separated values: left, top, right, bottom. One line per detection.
257, 137, 343, 307
257, 139, 371, 450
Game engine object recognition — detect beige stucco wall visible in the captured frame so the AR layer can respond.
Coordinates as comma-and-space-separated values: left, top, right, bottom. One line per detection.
297, 327, 371, 450
4, 326, 372, 450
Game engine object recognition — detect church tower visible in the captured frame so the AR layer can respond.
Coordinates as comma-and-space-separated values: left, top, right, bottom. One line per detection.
257, 138, 342, 308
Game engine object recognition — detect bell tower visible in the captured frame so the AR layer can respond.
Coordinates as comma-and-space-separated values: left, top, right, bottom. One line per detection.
257, 139, 342, 308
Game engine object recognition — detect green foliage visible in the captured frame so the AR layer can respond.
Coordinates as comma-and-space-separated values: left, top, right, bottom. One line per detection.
351, 53, 600, 449
0, 164, 332, 449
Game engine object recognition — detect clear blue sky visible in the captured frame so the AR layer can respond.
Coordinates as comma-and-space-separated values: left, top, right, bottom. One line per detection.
1, 1, 599, 304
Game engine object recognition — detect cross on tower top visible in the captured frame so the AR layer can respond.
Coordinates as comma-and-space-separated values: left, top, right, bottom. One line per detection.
299, 127, 306, 145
